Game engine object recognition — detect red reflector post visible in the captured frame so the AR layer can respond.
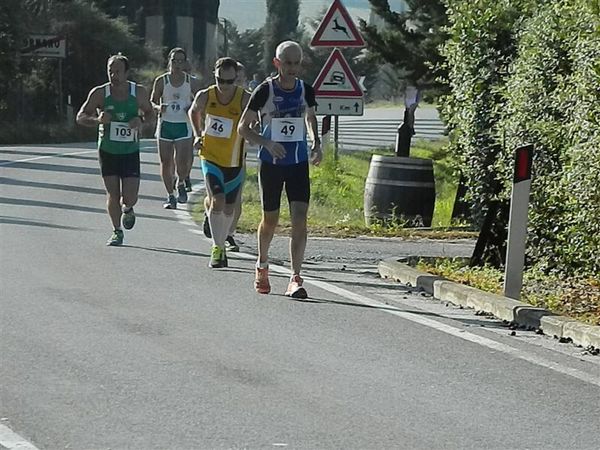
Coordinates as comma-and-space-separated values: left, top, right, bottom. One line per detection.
514, 144, 533, 182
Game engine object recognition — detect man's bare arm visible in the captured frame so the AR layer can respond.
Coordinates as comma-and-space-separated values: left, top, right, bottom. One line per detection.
305, 106, 322, 165
189, 89, 209, 150
238, 108, 286, 159
76, 87, 105, 127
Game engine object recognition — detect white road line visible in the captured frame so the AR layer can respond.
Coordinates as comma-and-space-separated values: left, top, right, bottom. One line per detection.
0, 424, 39, 450
164, 182, 600, 388
180, 204, 599, 387
0, 149, 97, 166
304, 277, 600, 388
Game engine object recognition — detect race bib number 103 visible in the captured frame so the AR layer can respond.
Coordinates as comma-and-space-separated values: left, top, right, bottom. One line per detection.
109, 121, 137, 142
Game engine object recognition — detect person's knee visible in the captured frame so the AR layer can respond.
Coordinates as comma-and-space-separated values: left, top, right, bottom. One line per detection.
261, 211, 279, 230
210, 194, 225, 211
122, 193, 138, 207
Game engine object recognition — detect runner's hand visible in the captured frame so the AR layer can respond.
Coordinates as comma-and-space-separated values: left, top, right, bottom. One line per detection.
129, 116, 143, 130
193, 135, 203, 151
97, 111, 112, 125
266, 141, 286, 159
310, 143, 322, 166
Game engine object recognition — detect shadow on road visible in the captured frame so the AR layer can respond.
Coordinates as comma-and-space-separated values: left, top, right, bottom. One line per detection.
0, 197, 179, 223
0, 215, 86, 230
0, 177, 166, 202
1, 160, 164, 182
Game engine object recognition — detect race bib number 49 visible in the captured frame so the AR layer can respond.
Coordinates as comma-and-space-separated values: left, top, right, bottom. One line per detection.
271, 117, 304, 142
205, 115, 233, 139
110, 121, 137, 142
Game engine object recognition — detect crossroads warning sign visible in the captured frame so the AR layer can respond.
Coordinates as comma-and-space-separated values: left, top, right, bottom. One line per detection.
310, 0, 365, 48
313, 49, 363, 97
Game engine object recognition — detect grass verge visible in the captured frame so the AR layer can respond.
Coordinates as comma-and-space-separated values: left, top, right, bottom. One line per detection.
416, 259, 600, 326
191, 138, 471, 239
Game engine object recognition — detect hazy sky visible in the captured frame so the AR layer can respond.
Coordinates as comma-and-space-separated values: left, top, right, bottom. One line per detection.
219, 0, 407, 31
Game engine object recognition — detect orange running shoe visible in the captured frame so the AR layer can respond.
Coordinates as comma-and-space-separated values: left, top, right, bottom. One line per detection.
285, 274, 308, 299
255, 267, 271, 294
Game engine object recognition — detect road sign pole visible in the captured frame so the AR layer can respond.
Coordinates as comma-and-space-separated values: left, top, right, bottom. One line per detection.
503, 144, 534, 300
334, 115, 339, 161
58, 58, 64, 118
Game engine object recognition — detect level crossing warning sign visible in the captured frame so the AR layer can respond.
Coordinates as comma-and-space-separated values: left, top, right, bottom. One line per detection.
310, 0, 365, 48
313, 48, 363, 97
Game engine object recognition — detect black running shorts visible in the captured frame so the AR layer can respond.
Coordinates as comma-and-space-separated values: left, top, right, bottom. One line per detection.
98, 150, 140, 178
259, 161, 310, 212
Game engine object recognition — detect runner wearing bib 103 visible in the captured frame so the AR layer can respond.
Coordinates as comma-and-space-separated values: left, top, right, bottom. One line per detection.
99, 81, 140, 156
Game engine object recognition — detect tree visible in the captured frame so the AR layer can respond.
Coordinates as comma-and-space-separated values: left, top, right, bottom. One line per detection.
227, 25, 265, 80
358, 0, 448, 92
263, 0, 300, 72
2, 0, 149, 126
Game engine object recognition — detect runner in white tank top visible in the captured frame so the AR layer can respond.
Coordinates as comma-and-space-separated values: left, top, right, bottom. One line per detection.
151, 48, 202, 209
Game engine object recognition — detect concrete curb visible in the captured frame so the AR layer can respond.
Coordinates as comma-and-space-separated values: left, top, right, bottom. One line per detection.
378, 258, 600, 349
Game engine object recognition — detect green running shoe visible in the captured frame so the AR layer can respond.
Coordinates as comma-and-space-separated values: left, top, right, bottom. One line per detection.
106, 229, 124, 246
209, 245, 224, 268
122, 207, 136, 230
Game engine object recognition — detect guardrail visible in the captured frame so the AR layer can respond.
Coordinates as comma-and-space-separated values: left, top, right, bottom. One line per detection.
334, 118, 446, 151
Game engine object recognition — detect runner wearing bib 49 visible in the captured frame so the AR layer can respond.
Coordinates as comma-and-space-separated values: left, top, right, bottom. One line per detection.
238, 40, 322, 298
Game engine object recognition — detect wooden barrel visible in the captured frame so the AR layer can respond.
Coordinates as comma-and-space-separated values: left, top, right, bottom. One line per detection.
364, 155, 436, 227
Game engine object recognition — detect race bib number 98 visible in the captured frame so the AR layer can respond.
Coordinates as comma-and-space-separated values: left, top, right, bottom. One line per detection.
110, 121, 137, 142
205, 115, 233, 139
271, 117, 304, 142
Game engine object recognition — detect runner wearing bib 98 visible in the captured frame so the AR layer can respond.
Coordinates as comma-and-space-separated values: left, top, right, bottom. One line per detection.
238, 41, 322, 298
151, 48, 201, 209
189, 57, 251, 268
76, 53, 154, 246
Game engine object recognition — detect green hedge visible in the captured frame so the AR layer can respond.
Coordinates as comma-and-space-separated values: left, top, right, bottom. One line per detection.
442, 0, 599, 276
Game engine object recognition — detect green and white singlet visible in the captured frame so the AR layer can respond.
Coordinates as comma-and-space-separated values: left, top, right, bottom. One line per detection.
98, 81, 140, 155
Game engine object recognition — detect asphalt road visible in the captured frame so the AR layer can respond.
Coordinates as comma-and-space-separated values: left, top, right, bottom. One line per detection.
1, 141, 599, 450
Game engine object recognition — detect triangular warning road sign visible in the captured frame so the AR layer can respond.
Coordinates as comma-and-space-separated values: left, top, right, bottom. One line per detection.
313, 48, 363, 97
310, 0, 365, 48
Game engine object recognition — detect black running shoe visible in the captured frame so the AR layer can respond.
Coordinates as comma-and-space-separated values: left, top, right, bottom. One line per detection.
122, 207, 135, 230
184, 176, 192, 192
163, 194, 177, 209
203, 212, 212, 238
225, 235, 239, 252
106, 229, 124, 246
177, 183, 188, 203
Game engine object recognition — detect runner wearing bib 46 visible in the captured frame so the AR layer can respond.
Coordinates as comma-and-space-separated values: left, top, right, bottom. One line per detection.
189, 57, 251, 268
238, 41, 322, 298
76, 53, 154, 246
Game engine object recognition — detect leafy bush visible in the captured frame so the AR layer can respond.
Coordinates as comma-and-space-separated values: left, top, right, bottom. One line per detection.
441, 0, 599, 276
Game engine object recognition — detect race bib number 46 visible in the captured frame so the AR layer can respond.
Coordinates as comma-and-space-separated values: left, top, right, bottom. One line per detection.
110, 121, 137, 142
205, 115, 233, 139
271, 117, 304, 142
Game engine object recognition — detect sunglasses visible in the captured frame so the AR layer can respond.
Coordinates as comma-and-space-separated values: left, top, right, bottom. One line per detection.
216, 76, 236, 85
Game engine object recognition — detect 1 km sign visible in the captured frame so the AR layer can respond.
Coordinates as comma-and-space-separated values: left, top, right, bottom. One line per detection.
21, 34, 66, 58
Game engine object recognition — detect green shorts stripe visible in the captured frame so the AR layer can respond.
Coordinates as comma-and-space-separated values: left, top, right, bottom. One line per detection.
157, 121, 192, 141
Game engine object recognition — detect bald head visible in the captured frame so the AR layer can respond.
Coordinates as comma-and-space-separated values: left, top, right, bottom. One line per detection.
275, 41, 302, 60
